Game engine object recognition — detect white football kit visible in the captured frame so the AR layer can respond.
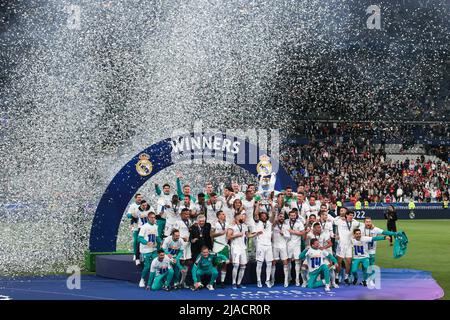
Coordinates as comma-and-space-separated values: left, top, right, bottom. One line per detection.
272, 222, 290, 261
229, 223, 249, 265
285, 219, 305, 260
254, 220, 273, 262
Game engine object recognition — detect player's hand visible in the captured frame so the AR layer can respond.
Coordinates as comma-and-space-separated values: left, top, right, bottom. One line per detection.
176, 171, 183, 179
257, 231, 263, 235
168, 254, 173, 259
165, 204, 171, 208
194, 282, 202, 289
192, 238, 198, 243
147, 242, 154, 247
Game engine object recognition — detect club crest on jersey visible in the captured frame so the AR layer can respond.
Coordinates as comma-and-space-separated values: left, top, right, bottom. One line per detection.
136, 153, 153, 176
257, 154, 272, 177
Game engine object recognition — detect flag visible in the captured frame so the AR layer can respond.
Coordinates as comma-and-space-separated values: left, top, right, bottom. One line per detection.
393, 231, 408, 259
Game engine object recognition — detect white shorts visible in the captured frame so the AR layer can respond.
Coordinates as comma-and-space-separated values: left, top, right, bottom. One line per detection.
287, 243, 301, 260
272, 247, 288, 261
256, 245, 273, 262
181, 242, 192, 260
231, 248, 248, 265
336, 242, 352, 259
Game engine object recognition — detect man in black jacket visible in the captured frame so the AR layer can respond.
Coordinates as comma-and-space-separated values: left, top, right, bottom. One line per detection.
384, 205, 398, 246
189, 214, 213, 260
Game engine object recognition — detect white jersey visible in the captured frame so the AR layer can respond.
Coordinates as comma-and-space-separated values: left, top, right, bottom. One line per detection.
222, 196, 236, 224
161, 236, 186, 257
180, 201, 196, 212
135, 208, 152, 228
306, 231, 332, 253
128, 203, 140, 231
285, 219, 305, 246
308, 203, 321, 218
352, 236, 374, 259
254, 220, 272, 247
317, 220, 334, 237
294, 201, 310, 220
206, 200, 224, 225
302, 248, 333, 272
335, 219, 361, 244
360, 226, 384, 254
156, 193, 173, 217
173, 218, 193, 240
212, 220, 229, 252
241, 198, 256, 227
139, 222, 159, 254
229, 223, 248, 252
272, 222, 290, 249
163, 202, 181, 224
150, 256, 173, 276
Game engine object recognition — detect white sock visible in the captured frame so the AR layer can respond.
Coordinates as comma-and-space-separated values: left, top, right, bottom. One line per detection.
288, 262, 292, 281
237, 265, 246, 285
295, 261, 301, 282
181, 270, 187, 285
271, 264, 276, 282
301, 269, 308, 283
221, 270, 226, 283
283, 265, 289, 283
344, 273, 349, 280
256, 261, 263, 283
232, 264, 239, 284
265, 263, 272, 283
330, 269, 336, 285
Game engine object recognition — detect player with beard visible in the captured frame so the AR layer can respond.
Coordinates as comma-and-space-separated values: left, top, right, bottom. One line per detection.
270, 211, 290, 287
206, 192, 224, 225
161, 229, 186, 289
223, 186, 237, 223
305, 222, 338, 288
299, 239, 338, 292
360, 217, 397, 266
334, 211, 361, 285
254, 211, 273, 288
210, 210, 230, 288
173, 208, 193, 288
285, 210, 306, 286
227, 211, 257, 289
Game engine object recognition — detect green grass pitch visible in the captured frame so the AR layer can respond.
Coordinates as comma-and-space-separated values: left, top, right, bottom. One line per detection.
374, 219, 450, 300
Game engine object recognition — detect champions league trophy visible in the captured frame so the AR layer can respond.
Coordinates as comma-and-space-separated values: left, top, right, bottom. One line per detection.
257, 155, 277, 206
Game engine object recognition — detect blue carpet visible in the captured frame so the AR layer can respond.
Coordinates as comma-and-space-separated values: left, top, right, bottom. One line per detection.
0, 269, 443, 300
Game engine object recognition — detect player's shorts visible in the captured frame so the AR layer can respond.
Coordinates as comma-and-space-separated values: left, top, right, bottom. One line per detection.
256, 245, 273, 262
272, 246, 288, 261
336, 242, 352, 258
181, 242, 192, 260
287, 243, 301, 260
230, 248, 248, 265
213, 245, 230, 264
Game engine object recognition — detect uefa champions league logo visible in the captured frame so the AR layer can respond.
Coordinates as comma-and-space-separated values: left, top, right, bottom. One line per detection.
216, 289, 337, 300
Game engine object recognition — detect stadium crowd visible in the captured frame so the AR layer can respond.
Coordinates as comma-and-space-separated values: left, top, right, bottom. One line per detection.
282, 122, 450, 204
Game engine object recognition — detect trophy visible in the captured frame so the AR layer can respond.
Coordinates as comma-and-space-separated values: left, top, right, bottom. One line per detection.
257, 155, 276, 206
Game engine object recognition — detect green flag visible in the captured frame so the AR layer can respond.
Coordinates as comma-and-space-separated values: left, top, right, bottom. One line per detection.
393, 231, 408, 259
